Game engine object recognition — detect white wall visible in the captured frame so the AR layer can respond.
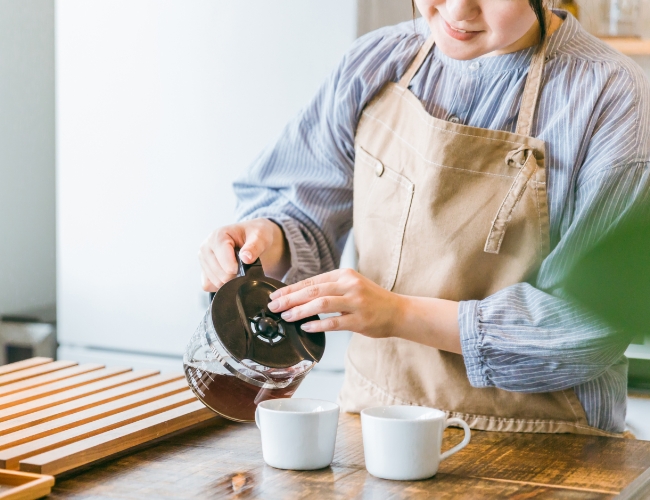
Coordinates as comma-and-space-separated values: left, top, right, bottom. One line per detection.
357, 0, 414, 36
0, 0, 56, 316
56, 1, 357, 356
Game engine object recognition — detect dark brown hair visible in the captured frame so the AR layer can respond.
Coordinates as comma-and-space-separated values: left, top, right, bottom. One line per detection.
411, 0, 548, 43
529, 0, 548, 42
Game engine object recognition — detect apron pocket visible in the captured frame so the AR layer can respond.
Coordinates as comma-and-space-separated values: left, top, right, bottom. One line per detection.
353, 147, 414, 291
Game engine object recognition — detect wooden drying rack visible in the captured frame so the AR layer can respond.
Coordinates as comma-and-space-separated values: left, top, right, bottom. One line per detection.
0, 356, 216, 487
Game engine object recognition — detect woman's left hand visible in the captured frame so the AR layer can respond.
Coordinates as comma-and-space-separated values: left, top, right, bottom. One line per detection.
267, 269, 404, 338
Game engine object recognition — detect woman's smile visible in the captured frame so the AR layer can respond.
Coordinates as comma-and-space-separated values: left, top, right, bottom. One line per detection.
418, 0, 544, 59
440, 16, 483, 41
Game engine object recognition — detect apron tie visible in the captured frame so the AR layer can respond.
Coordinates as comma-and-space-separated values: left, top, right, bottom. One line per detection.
485, 147, 539, 254
505, 145, 529, 167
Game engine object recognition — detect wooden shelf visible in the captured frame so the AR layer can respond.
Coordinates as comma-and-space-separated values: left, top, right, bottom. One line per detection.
600, 37, 650, 56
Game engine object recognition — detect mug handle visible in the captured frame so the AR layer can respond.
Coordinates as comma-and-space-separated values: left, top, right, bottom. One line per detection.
255, 407, 261, 429
440, 418, 471, 461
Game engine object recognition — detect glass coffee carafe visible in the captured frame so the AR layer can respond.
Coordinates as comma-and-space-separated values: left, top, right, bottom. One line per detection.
184, 254, 325, 422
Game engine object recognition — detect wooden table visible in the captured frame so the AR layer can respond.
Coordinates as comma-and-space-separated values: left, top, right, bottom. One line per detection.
45, 414, 650, 499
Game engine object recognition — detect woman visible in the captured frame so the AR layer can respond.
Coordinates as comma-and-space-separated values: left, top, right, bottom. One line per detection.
199, 0, 650, 435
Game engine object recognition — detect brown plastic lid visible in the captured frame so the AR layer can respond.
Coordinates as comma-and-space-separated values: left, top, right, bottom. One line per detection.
210, 255, 325, 369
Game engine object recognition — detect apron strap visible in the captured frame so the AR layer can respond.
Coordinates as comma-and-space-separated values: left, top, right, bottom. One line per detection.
398, 35, 436, 89
484, 40, 549, 253
515, 40, 549, 137
399, 35, 548, 136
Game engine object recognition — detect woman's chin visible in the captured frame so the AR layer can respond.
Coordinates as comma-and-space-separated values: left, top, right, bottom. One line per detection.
435, 39, 487, 61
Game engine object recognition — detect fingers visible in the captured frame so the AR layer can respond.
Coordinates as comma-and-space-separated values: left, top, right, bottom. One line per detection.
239, 240, 260, 264
240, 224, 272, 264
198, 219, 278, 293
198, 226, 240, 292
301, 313, 352, 333
198, 246, 226, 291
268, 282, 341, 312
277, 295, 348, 322
200, 271, 219, 293
269, 270, 342, 300
212, 228, 241, 276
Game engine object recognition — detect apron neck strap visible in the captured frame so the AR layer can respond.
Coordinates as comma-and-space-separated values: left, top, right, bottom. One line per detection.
398, 36, 436, 89
515, 40, 549, 137
398, 34, 548, 137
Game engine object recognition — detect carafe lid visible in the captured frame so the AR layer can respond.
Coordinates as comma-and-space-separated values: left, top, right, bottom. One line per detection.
210, 254, 325, 369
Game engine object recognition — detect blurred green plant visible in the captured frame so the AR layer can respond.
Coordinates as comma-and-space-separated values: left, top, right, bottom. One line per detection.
564, 208, 650, 338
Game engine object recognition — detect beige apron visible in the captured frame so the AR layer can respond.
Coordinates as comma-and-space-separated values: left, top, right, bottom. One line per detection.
339, 36, 615, 436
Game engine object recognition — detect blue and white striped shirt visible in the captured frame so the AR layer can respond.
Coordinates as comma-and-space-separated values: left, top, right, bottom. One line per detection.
234, 12, 650, 433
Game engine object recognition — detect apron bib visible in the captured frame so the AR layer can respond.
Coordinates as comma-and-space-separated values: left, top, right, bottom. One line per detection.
339, 36, 614, 436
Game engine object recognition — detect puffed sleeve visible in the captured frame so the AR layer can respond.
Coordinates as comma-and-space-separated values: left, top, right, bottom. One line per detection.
460, 61, 650, 400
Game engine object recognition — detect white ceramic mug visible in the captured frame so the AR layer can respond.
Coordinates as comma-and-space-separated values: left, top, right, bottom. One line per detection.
361, 405, 471, 481
255, 398, 339, 470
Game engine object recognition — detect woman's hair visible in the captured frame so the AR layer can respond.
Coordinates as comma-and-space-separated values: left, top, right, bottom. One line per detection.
529, 0, 548, 42
410, 0, 548, 43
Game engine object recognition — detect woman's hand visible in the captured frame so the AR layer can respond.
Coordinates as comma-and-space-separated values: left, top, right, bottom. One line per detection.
198, 218, 290, 292
267, 269, 405, 339
268, 268, 462, 353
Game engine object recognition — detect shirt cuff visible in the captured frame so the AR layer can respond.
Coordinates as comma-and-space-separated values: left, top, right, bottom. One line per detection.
458, 300, 493, 389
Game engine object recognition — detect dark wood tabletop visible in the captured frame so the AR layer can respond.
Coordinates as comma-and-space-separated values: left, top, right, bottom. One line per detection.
48, 413, 650, 499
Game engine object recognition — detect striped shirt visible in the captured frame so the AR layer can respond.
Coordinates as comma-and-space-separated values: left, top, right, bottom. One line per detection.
233, 11, 650, 433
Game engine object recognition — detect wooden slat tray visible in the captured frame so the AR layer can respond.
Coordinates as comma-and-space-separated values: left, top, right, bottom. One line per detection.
0, 358, 216, 476
0, 469, 53, 500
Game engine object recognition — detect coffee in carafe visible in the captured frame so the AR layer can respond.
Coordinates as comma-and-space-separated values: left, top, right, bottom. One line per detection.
184, 255, 325, 422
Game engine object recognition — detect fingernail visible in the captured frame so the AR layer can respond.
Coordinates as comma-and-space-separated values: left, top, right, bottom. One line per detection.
269, 291, 279, 300
268, 300, 279, 311
240, 250, 252, 262
301, 323, 313, 332
281, 310, 292, 320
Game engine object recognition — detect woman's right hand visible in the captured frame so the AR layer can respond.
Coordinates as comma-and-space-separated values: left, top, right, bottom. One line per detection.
198, 218, 290, 292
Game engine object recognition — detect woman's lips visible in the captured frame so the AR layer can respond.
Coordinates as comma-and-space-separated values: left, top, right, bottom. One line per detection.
441, 18, 482, 41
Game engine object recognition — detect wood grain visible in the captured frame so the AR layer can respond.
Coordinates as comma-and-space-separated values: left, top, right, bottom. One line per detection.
14, 406, 648, 499
42, 414, 643, 500
0, 469, 54, 500
0, 377, 188, 449
330, 415, 650, 495
0, 373, 183, 436
20, 401, 216, 475
0, 358, 52, 378
0, 367, 133, 411
1, 356, 646, 498
0, 369, 157, 423
0, 364, 104, 398
0, 391, 197, 470
618, 467, 650, 500
0, 361, 77, 387
437, 427, 650, 493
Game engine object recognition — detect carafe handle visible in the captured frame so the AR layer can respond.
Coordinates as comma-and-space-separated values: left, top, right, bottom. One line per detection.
235, 249, 265, 278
